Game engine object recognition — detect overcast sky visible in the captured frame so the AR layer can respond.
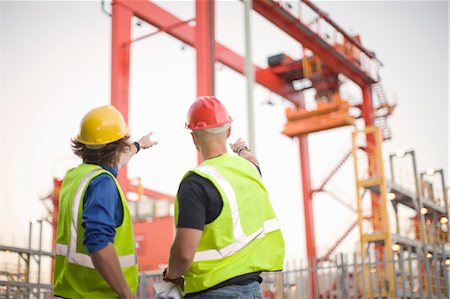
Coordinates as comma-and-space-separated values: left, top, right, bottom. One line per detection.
1, 0, 448, 278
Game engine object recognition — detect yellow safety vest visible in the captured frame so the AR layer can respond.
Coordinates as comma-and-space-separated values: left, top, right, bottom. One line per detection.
175, 153, 285, 294
53, 163, 138, 299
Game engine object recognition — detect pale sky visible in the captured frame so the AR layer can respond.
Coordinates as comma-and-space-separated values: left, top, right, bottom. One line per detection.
1, 0, 448, 279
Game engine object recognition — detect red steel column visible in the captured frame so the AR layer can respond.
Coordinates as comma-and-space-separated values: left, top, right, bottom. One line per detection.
361, 84, 374, 128
299, 138, 315, 259
299, 136, 318, 297
111, 1, 132, 188
296, 87, 317, 297
361, 84, 384, 256
195, 0, 215, 163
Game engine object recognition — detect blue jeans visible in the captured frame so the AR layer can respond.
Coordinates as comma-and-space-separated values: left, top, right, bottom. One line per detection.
185, 281, 263, 299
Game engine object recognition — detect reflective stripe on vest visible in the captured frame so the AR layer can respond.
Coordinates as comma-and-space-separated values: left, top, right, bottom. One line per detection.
56, 168, 137, 269
56, 244, 136, 269
193, 165, 281, 262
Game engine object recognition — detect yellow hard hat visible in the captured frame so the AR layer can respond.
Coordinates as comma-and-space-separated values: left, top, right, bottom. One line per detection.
76, 105, 130, 145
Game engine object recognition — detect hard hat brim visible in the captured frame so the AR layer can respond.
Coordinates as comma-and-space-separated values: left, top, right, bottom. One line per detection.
76, 127, 130, 145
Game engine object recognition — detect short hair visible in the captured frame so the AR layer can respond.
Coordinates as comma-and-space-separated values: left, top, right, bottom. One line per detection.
71, 135, 130, 166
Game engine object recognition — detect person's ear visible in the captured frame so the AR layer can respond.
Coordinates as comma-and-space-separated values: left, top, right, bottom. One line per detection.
226, 127, 231, 138
191, 132, 200, 151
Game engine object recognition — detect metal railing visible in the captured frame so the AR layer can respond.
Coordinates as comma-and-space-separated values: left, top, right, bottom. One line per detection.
135, 247, 450, 299
2, 248, 449, 298
266, 250, 449, 298
0, 281, 52, 299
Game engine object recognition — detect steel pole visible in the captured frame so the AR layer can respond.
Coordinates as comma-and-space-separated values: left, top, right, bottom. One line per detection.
411, 151, 428, 244
195, 0, 215, 163
37, 219, 43, 297
244, 0, 256, 153
27, 221, 32, 296
299, 134, 317, 298
389, 154, 395, 184
27, 221, 32, 283
438, 170, 449, 240
51, 180, 59, 281
111, 0, 132, 188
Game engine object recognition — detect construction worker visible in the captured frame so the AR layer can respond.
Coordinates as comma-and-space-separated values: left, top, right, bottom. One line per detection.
163, 96, 285, 298
53, 105, 157, 299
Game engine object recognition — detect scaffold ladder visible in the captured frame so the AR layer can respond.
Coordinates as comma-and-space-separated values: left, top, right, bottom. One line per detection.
352, 126, 395, 298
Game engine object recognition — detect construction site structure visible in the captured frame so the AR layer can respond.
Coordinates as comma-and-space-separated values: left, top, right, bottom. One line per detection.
107, 0, 450, 297
0, 220, 53, 299
352, 126, 396, 297
2, 0, 448, 298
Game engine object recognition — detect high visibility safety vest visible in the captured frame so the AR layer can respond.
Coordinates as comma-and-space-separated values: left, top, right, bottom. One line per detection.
175, 153, 285, 294
53, 163, 138, 299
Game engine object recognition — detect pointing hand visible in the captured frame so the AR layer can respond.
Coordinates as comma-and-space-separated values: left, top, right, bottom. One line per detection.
138, 132, 158, 150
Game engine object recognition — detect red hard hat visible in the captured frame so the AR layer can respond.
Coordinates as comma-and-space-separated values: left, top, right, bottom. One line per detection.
186, 96, 233, 130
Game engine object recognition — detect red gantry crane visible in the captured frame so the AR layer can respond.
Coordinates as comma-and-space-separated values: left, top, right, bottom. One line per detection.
109, 0, 392, 296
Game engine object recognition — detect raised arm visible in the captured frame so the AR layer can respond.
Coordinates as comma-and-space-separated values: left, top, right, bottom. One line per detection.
230, 138, 259, 167
117, 132, 158, 169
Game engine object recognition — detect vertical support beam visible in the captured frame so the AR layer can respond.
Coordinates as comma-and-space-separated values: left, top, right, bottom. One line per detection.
361, 84, 374, 131
27, 221, 32, 283
361, 85, 382, 235
275, 272, 283, 299
394, 203, 400, 234
361, 86, 395, 296
360, 85, 379, 291
195, 0, 215, 163
244, 0, 256, 153
51, 180, 59, 281
438, 170, 449, 241
352, 132, 370, 296
389, 155, 395, 183
294, 74, 316, 296
299, 134, 317, 298
37, 219, 43, 298
111, 1, 132, 188
376, 127, 395, 296
411, 151, 428, 244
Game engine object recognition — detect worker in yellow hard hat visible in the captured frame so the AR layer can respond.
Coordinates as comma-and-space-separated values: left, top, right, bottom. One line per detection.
53, 105, 158, 299
162, 96, 285, 298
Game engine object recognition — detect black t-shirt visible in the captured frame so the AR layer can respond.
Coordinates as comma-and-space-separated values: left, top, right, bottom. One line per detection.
176, 173, 223, 229
177, 162, 262, 294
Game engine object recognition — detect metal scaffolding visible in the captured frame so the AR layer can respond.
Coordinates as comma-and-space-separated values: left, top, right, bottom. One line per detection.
0, 221, 54, 299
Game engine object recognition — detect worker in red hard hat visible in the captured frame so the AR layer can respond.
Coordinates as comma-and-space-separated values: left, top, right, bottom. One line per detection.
54, 105, 158, 299
163, 96, 285, 298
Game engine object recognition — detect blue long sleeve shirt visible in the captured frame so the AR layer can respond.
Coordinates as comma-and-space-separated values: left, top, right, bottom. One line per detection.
81, 164, 124, 254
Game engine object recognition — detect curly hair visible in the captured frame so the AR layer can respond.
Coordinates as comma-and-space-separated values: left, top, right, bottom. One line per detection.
71, 136, 131, 166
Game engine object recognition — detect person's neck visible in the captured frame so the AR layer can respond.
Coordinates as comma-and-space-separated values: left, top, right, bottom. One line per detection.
201, 145, 227, 161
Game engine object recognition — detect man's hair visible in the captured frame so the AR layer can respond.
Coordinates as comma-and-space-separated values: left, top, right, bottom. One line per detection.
71, 135, 130, 166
